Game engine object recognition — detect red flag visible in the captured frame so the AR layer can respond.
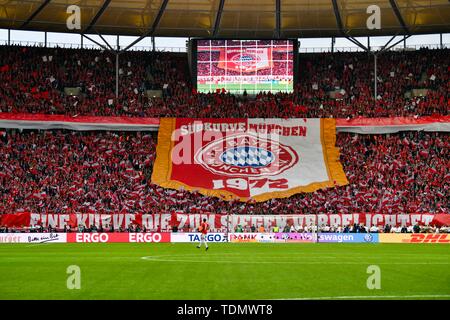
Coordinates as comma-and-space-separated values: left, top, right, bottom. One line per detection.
69, 214, 78, 227
41, 91, 49, 99
0, 65, 9, 72
0, 212, 31, 227
419, 150, 429, 158
405, 176, 415, 185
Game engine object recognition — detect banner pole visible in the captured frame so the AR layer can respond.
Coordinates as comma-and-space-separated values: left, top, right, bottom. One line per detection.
226, 211, 230, 242
315, 214, 319, 243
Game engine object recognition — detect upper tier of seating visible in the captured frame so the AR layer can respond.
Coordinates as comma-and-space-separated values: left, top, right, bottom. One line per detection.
0, 45, 448, 118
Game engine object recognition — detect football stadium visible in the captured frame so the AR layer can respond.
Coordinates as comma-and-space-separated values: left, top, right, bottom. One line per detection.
0, 0, 449, 306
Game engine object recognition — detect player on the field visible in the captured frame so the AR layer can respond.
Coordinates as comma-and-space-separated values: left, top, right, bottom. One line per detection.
197, 218, 209, 251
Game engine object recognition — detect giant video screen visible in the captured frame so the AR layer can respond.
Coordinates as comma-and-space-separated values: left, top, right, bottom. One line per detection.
196, 39, 295, 94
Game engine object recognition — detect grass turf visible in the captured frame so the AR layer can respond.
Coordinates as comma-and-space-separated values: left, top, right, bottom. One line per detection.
0, 243, 449, 300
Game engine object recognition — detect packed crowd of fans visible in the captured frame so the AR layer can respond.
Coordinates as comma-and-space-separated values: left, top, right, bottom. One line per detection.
0, 46, 189, 116
0, 45, 448, 228
294, 49, 449, 117
0, 129, 447, 216
0, 45, 448, 118
1, 222, 449, 234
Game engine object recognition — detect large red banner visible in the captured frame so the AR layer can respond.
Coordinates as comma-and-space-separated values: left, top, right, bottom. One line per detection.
0, 212, 31, 227
2, 213, 449, 230
0, 113, 447, 133
152, 118, 348, 202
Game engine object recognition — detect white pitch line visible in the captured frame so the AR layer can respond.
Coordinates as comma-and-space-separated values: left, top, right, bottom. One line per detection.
271, 294, 450, 300
25, 242, 57, 248
140, 256, 450, 265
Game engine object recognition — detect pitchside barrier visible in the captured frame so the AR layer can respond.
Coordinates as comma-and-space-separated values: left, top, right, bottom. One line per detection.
1, 232, 449, 244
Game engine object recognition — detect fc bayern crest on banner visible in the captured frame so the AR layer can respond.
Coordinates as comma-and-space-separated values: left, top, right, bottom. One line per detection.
194, 133, 298, 177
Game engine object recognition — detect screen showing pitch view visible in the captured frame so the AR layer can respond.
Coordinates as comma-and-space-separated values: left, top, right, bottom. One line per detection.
196, 39, 294, 94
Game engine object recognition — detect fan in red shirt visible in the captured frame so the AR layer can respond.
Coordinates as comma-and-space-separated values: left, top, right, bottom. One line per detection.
196, 218, 209, 251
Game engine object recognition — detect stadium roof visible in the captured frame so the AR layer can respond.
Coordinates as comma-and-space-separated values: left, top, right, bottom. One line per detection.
1, 0, 449, 39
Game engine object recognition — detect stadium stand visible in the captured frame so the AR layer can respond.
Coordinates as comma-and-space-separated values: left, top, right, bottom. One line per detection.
0, 45, 448, 231
0, 46, 189, 116
0, 129, 447, 216
0, 46, 448, 118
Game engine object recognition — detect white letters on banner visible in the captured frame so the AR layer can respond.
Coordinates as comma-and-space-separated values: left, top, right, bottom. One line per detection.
24, 213, 449, 230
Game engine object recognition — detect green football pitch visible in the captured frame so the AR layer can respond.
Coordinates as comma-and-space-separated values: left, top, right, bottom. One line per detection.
0, 243, 449, 300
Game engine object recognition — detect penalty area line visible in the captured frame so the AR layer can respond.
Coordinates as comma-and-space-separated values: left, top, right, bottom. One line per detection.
272, 294, 450, 300
25, 242, 57, 248
140, 256, 450, 265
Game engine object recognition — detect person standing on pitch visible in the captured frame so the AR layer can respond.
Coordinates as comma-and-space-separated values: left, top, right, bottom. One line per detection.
197, 218, 209, 251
